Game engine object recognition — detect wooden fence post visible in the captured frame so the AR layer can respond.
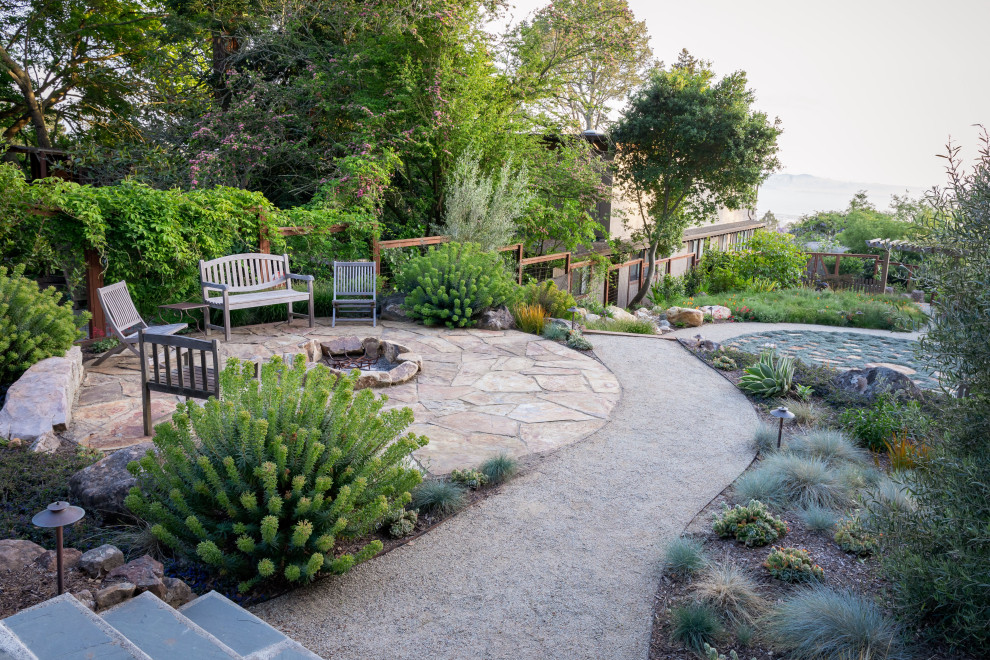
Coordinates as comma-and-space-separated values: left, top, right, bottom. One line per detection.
517, 244, 524, 285
879, 249, 891, 291
257, 208, 271, 254
85, 249, 105, 338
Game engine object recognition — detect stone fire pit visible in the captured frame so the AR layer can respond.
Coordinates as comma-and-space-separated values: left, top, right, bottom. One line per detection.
319, 336, 422, 389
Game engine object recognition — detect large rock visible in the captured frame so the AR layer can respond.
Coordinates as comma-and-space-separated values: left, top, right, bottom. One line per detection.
606, 305, 636, 322
0, 539, 46, 571
94, 581, 135, 610
477, 306, 515, 330
79, 544, 125, 578
698, 305, 732, 320
0, 346, 84, 441
73, 589, 96, 611
29, 431, 63, 454
34, 547, 83, 572
666, 306, 704, 327
163, 577, 196, 607
106, 555, 166, 599
69, 443, 153, 517
834, 366, 921, 399
910, 290, 925, 303
379, 294, 409, 322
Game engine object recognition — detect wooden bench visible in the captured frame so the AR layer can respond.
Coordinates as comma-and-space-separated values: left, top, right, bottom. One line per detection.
199, 253, 314, 341
138, 330, 219, 435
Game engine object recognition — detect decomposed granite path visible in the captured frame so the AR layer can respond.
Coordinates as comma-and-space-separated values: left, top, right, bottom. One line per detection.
252, 334, 759, 660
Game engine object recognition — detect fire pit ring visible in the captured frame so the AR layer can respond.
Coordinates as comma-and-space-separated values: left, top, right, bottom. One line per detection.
318, 336, 422, 389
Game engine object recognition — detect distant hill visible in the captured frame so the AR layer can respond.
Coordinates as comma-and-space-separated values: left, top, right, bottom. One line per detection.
756, 174, 929, 227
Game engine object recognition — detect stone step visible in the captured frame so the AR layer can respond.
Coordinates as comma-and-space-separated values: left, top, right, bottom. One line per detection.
179, 591, 295, 658
1, 593, 151, 660
243, 638, 323, 660
101, 592, 241, 660
0, 622, 38, 660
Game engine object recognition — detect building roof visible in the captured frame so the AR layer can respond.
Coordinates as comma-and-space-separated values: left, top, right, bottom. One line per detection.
682, 219, 767, 241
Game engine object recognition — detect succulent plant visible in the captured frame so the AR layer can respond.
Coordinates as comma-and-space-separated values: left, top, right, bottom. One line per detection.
739, 350, 795, 397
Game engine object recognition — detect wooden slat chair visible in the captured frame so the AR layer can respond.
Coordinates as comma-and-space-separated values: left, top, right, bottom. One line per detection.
94, 281, 187, 366
138, 329, 219, 436
332, 261, 376, 327
199, 253, 315, 341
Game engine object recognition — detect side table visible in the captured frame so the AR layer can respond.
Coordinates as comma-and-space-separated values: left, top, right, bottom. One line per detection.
158, 302, 210, 334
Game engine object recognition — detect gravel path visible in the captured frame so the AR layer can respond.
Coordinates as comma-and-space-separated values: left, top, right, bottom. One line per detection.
252, 335, 758, 660
665, 321, 924, 342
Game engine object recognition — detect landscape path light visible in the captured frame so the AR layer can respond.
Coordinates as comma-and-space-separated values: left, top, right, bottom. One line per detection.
32, 501, 85, 595
567, 306, 580, 331
770, 405, 795, 450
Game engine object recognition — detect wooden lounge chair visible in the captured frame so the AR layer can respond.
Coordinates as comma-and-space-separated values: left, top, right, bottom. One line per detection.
332, 261, 376, 327
94, 281, 187, 366
138, 330, 219, 436
199, 253, 315, 341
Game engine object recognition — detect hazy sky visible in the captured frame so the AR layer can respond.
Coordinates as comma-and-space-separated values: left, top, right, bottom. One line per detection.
497, 0, 990, 189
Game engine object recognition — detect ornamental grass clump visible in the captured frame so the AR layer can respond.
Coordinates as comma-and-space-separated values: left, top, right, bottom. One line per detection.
664, 537, 708, 578
671, 602, 723, 655
479, 453, 518, 485
125, 355, 427, 593
0, 264, 89, 384
691, 560, 766, 624
712, 500, 787, 547
512, 303, 548, 335
763, 546, 824, 583
786, 428, 867, 467
410, 480, 467, 518
398, 242, 516, 328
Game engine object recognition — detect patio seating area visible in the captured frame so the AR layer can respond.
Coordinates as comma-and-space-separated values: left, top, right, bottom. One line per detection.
66, 319, 620, 474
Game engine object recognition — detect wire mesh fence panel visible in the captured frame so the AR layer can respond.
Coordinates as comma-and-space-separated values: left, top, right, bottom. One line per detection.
521, 257, 568, 286
378, 244, 438, 294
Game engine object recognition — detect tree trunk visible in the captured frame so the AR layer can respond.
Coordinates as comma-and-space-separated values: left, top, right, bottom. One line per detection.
211, 29, 240, 105
0, 44, 53, 148
629, 243, 657, 307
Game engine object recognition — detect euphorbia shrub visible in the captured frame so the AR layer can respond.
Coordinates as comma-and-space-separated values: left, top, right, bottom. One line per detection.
125, 355, 427, 592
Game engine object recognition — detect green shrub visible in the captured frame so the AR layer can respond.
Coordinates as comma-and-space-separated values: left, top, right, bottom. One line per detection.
735, 231, 807, 288
89, 336, 120, 354
566, 331, 593, 350
713, 500, 787, 547
763, 546, 824, 583
797, 506, 837, 533
766, 586, 907, 659
732, 468, 785, 507
648, 274, 685, 308
786, 428, 867, 466
0, 264, 88, 384
383, 509, 418, 538
479, 453, 518, 486
410, 480, 467, 518
671, 602, 723, 654
125, 355, 427, 592
738, 351, 795, 398
839, 394, 926, 452
759, 453, 853, 509
698, 249, 748, 294
398, 242, 516, 327
520, 281, 576, 318
833, 517, 878, 556
542, 323, 570, 342
793, 384, 814, 401
449, 468, 489, 490
664, 537, 707, 578
691, 561, 766, 624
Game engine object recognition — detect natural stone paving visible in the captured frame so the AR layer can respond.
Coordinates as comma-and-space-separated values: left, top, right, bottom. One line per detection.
252, 334, 758, 659
69, 320, 618, 473
725, 330, 936, 388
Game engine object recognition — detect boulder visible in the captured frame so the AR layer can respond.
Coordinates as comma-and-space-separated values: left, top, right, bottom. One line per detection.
658, 320, 671, 329
584, 313, 601, 322
69, 443, 153, 517
320, 336, 363, 355
477, 306, 515, 331
698, 305, 732, 320
666, 306, 704, 327
0, 539, 46, 571
29, 431, 62, 454
379, 294, 409, 322
94, 581, 135, 610
73, 589, 96, 611
910, 290, 925, 303
634, 308, 654, 320
79, 544, 125, 578
573, 307, 590, 317
34, 547, 83, 572
884, 286, 895, 294
0, 346, 83, 441
106, 555, 166, 599
606, 305, 635, 321
833, 366, 921, 399
163, 577, 196, 607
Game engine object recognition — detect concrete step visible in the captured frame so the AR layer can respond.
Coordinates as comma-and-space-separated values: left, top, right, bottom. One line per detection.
244, 638, 323, 660
179, 591, 293, 658
1, 594, 151, 660
0, 623, 38, 660
101, 592, 240, 660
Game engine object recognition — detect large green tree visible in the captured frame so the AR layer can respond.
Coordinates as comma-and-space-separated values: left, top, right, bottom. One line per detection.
610, 51, 781, 305
509, 0, 653, 131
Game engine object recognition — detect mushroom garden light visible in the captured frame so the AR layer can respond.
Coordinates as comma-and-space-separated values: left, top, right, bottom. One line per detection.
770, 406, 796, 450
32, 501, 85, 595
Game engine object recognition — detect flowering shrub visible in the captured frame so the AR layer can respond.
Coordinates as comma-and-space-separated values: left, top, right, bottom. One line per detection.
764, 546, 825, 583
713, 500, 787, 547
834, 517, 879, 556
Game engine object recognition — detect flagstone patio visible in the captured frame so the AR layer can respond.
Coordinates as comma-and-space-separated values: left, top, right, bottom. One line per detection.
68, 320, 620, 474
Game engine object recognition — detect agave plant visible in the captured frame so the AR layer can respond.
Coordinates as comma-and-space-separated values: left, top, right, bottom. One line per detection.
739, 350, 795, 397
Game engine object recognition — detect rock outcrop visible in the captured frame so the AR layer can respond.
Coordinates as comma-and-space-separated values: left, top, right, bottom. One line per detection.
69, 443, 153, 517
0, 346, 84, 445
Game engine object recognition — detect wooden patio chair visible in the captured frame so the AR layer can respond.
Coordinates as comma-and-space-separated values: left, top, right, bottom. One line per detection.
94, 281, 187, 365
138, 329, 219, 436
332, 261, 377, 327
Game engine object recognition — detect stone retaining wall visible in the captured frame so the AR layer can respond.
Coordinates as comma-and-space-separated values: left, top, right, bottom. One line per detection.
0, 346, 84, 451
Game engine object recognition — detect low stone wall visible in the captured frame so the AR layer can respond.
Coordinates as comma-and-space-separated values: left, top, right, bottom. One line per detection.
0, 346, 84, 451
